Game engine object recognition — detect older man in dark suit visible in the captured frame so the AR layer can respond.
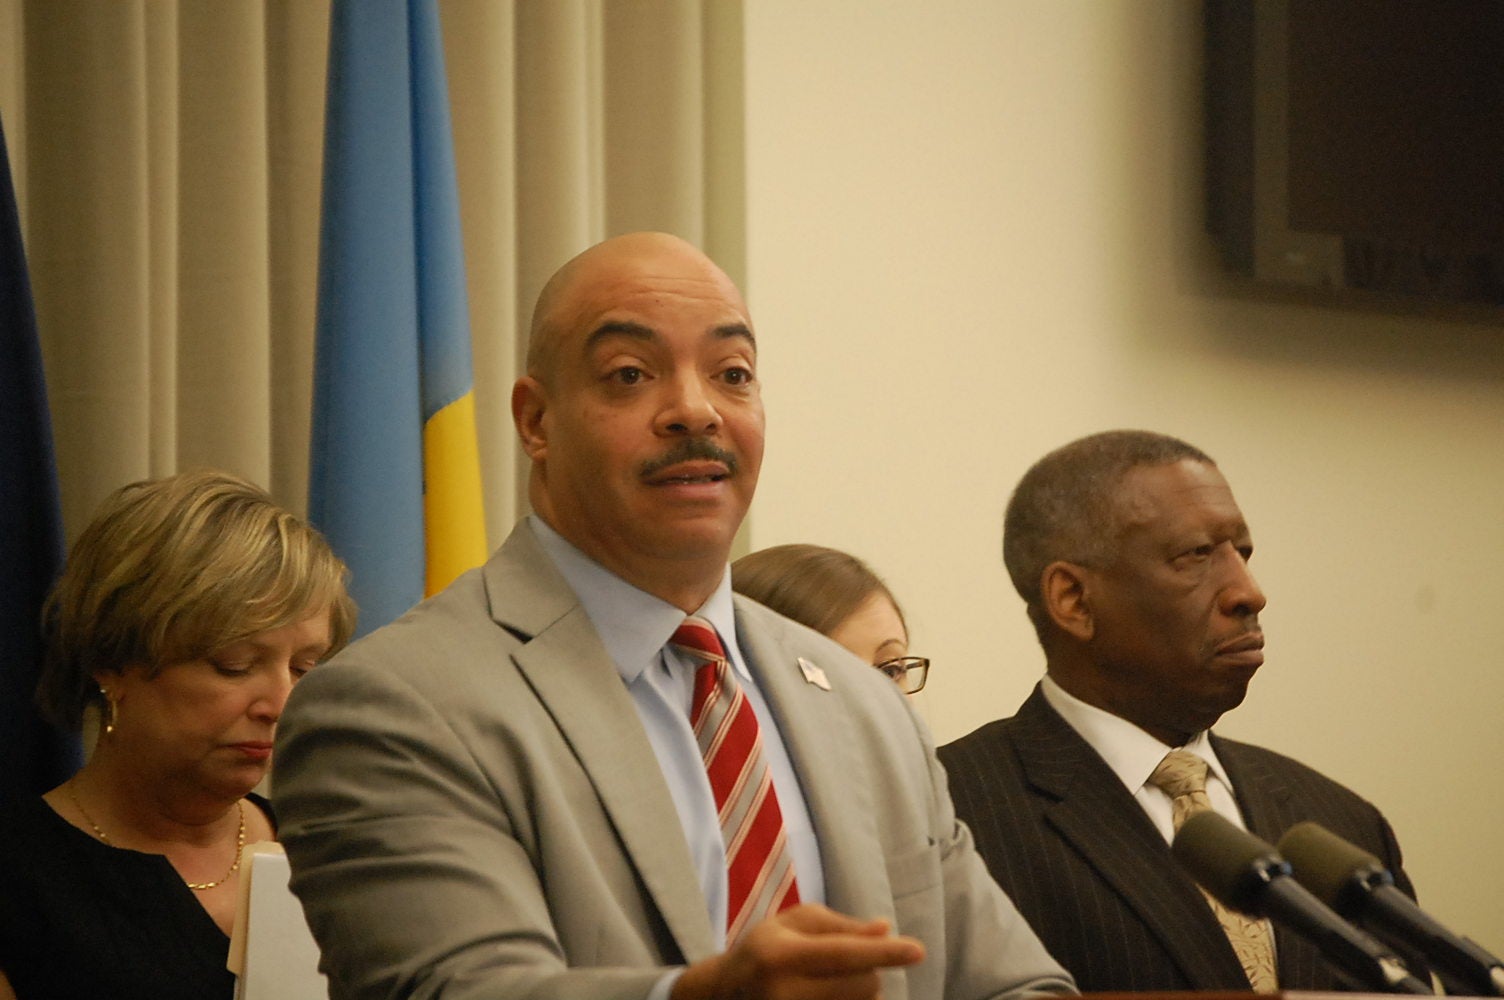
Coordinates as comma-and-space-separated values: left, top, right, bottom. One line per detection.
939, 429, 1418, 994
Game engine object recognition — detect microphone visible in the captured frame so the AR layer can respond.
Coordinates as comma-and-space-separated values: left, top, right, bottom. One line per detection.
1172, 811, 1432, 994
1279, 821, 1504, 997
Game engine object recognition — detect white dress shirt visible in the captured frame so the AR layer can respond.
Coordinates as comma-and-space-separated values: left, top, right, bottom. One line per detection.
1039, 674, 1251, 843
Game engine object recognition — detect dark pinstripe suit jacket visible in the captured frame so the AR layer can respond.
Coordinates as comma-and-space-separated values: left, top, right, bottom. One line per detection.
937, 684, 1417, 993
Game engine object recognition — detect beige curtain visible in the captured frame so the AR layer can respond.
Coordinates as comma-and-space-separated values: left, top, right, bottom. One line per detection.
0, 0, 744, 548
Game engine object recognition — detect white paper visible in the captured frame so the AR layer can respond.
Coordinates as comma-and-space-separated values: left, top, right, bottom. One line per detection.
229, 842, 329, 1000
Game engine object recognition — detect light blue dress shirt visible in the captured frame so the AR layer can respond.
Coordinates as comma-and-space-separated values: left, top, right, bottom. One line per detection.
530, 517, 825, 996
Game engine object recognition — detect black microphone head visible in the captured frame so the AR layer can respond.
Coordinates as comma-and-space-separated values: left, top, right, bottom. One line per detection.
1279, 821, 1393, 916
1172, 810, 1290, 915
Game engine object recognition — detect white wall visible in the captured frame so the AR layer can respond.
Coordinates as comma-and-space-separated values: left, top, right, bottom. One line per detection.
742, 0, 1504, 949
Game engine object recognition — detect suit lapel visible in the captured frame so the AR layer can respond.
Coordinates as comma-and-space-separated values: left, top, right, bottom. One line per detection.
734, 602, 889, 920
1216, 736, 1295, 839
1216, 736, 1322, 987
483, 526, 718, 962
1013, 689, 1250, 989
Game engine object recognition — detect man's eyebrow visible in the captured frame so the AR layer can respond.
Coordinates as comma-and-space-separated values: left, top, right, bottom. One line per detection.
584, 320, 655, 350
712, 323, 755, 351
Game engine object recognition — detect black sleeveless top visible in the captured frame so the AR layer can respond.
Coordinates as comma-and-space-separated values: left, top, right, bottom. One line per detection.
0, 792, 272, 1000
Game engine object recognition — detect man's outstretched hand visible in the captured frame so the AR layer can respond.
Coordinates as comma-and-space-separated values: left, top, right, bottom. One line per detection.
673, 903, 925, 1000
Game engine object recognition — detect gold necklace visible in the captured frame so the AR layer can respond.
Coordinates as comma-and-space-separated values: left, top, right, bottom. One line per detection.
67, 783, 247, 891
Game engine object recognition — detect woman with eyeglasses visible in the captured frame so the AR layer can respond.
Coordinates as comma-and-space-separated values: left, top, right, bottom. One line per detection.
731, 543, 929, 694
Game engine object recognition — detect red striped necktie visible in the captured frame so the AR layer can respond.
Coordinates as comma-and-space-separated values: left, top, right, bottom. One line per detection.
670, 616, 800, 941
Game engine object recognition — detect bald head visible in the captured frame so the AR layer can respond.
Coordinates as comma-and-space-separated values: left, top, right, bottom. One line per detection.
526, 232, 750, 386
510, 231, 763, 610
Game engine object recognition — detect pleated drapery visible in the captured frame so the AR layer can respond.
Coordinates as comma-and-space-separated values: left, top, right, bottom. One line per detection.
0, 0, 744, 546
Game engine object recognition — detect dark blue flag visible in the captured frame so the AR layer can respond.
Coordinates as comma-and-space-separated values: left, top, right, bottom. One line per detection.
0, 111, 82, 804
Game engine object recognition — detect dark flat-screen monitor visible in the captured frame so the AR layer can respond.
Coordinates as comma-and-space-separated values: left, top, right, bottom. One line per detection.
1205, 0, 1504, 309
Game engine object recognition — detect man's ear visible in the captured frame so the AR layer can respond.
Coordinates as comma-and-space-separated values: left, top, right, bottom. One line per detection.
511, 376, 548, 461
1041, 561, 1094, 643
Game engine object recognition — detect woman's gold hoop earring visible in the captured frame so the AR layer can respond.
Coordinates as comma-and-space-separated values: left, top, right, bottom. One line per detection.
99, 686, 118, 735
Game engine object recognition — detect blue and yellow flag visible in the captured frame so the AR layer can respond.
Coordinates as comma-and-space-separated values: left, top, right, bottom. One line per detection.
310, 0, 487, 637
0, 112, 82, 802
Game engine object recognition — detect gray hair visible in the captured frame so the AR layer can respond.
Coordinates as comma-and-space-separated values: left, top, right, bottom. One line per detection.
1003, 430, 1213, 640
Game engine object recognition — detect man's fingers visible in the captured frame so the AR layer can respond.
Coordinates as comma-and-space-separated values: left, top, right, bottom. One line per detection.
671, 907, 926, 1000
747, 905, 925, 976
776, 903, 893, 938
775, 933, 923, 977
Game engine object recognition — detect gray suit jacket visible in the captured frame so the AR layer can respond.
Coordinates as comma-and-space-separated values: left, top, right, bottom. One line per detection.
273, 523, 1074, 1000
938, 684, 1418, 993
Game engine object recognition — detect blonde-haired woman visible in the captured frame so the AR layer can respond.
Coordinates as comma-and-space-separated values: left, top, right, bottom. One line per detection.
0, 470, 355, 1000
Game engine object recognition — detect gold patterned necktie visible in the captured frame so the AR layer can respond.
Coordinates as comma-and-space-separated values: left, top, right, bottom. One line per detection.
1149, 749, 1279, 992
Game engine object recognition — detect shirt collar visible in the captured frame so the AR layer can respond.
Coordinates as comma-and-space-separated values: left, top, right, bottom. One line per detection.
1039, 674, 1234, 795
528, 515, 745, 683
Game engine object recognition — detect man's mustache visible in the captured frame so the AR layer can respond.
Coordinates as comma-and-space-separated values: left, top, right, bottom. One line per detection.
639, 439, 739, 478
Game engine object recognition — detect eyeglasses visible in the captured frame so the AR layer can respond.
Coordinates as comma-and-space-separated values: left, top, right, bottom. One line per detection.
875, 656, 930, 694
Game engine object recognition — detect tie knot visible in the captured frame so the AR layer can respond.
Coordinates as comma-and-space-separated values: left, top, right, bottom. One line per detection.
1148, 749, 1210, 799
670, 615, 726, 664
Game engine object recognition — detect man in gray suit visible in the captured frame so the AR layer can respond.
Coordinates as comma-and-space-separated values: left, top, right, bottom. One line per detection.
938, 430, 1418, 994
273, 232, 1074, 1000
